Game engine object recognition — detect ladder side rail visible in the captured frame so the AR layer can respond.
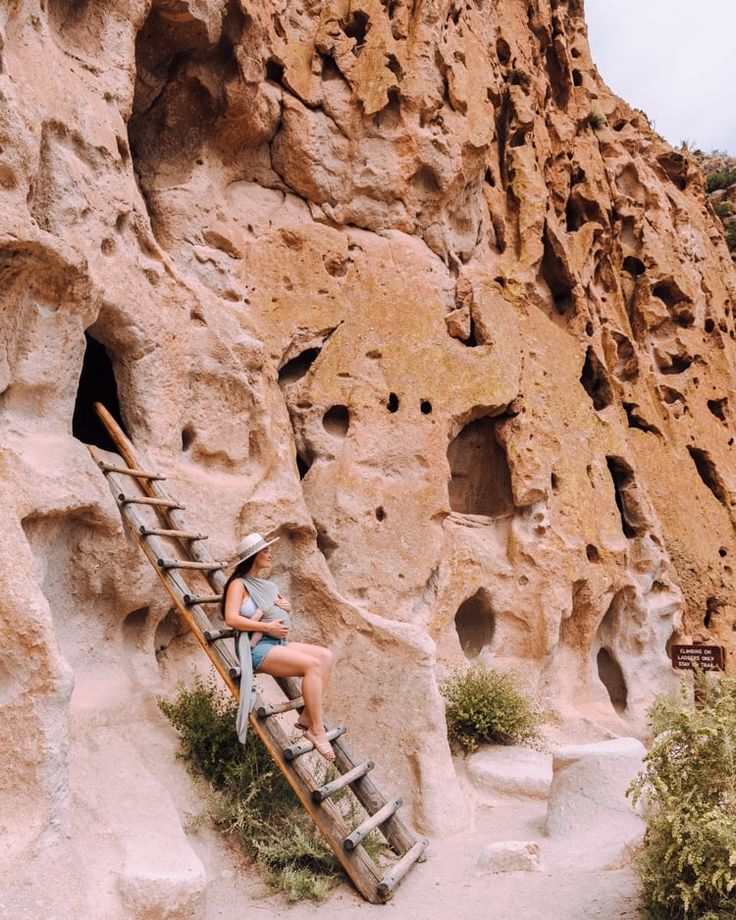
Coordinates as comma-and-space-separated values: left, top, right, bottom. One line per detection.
245, 698, 386, 902
94, 404, 227, 591
276, 677, 419, 857
100, 467, 241, 692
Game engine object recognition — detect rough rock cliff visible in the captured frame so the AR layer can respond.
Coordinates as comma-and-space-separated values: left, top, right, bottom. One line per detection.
2, 0, 735, 916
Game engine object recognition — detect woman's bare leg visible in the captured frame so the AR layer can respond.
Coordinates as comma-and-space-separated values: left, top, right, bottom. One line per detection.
288, 643, 334, 694
256, 646, 329, 741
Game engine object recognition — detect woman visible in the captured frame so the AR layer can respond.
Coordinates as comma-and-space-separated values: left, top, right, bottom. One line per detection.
222, 532, 336, 761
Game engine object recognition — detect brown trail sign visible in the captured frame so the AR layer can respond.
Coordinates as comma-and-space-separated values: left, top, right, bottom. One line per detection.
671, 644, 726, 672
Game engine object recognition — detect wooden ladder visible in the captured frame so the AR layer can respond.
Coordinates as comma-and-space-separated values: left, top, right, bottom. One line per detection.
89, 403, 428, 903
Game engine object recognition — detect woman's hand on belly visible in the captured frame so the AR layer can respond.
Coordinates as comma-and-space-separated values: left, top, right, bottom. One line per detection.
274, 596, 292, 612
265, 619, 289, 639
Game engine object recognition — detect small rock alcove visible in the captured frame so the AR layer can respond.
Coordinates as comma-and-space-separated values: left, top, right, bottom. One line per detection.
455, 589, 496, 659
72, 331, 126, 452
447, 416, 514, 517
596, 648, 627, 714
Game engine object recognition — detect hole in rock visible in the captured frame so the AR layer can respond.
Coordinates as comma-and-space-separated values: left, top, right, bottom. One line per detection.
155, 608, 188, 660
296, 449, 312, 480
622, 256, 645, 277
72, 332, 126, 452
316, 526, 338, 561
496, 37, 511, 65
510, 129, 528, 148
597, 647, 627, 714
322, 405, 349, 438
705, 318, 715, 333
278, 347, 321, 385
341, 9, 370, 46
687, 447, 729, 507
541, 226, 574, 314
123, 606, 149, 650
181, 425, 195, 451
420, 400, 433, 415
572, 69, 582, 86
455, 589, 495, 659
387, 392, 400, 413
375, 506, 386, 522
551, 472, 560, 492
652, 278, 689, 311
447, 417, 514, 517
623, 403, 662, 436
703, 596, 722, 629
611, 332, 638, 382
585, 321, 594, 336
707, 397, 728, 422
580, 347, 613, 411
265, 59, 284, 83
719, 547, 728, 558
586, 544, 600, 562
606, 455, 646, 538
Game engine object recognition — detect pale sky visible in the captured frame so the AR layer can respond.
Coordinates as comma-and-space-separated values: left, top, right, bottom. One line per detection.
585, 0, 736, 154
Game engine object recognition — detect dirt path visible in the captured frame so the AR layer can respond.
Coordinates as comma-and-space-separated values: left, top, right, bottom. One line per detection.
201, 796, 642, 920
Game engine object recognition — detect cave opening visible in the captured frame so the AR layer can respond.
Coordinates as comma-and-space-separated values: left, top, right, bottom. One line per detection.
605, 455, 646, 538
455, 589, 496, 659
596, 647, 627, 714
72, 332, 126, 452
580, 347, 613, 411
688, 447, 729, 507
447, 416, 514, 517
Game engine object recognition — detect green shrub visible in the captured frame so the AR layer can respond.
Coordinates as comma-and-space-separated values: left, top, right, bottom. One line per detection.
713, 201, 733, 219
706, 168, 736, 193
628, 676, 736, 919
725, 224, 736, 254
159, 676, 341, 901
440, 665, 543, 753
586, 109, 607, 131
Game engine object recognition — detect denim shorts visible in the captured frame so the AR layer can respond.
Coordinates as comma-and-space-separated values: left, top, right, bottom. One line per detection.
251, 636, 286, 671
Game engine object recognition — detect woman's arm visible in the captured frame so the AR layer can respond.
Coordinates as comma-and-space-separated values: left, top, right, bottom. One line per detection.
224, 580, 280, 634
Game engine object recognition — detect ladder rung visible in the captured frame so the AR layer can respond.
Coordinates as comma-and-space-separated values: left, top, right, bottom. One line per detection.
184, 594, 222, 605
376, 837, 429, 900
313, 761, 374, 803
140, 527, 208, 540
344, 797, 402, 851
257, 697, 304, 718
157, 558, 226, 571
203, 627, 236, 643
118, 494, 184, 509
283, 725, 346, 761
99, 461, 166, 480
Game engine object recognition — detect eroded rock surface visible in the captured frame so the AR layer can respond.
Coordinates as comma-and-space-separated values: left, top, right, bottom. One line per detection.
1, 0, 736, 914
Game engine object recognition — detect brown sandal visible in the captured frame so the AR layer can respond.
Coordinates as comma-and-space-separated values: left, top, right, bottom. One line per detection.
305, 730, 336, 761
294, 718, 310, 733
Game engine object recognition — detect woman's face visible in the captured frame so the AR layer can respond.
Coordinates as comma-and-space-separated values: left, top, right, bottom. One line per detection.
254, 546, 272, 569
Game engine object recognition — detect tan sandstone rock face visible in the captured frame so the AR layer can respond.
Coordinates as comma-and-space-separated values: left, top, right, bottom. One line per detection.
1, 0, 736, 913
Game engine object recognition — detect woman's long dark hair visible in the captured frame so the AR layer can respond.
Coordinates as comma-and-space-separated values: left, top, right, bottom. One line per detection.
221, 553, 257, 619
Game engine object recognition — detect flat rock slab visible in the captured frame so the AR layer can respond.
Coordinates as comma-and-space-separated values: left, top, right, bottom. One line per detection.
477, 840, 541, 873
545, 737, 646, 846
466, 745, 553, 799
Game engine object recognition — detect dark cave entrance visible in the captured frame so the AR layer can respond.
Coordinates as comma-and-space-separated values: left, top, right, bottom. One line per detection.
447, 416, 514, 517
455, 589, 496, 659
72, 332, 126, 451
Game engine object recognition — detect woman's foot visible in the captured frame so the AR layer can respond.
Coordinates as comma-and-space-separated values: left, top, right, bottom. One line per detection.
305, 729, 336, 761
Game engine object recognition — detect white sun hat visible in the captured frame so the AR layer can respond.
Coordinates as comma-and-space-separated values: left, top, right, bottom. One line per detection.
227, 532, 279, 567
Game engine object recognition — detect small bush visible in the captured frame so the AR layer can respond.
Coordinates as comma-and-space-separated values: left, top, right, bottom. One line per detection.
159, 677, 341, 901
725, 224, 736, 254
440, 665, 543, 753
586, 109, 607, 131
628, 676, 736, 919
706, 168, 736, 193
713, 201, 732, 220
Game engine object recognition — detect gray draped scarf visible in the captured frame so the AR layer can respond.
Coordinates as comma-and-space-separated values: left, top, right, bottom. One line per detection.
235, 576, 291, 742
